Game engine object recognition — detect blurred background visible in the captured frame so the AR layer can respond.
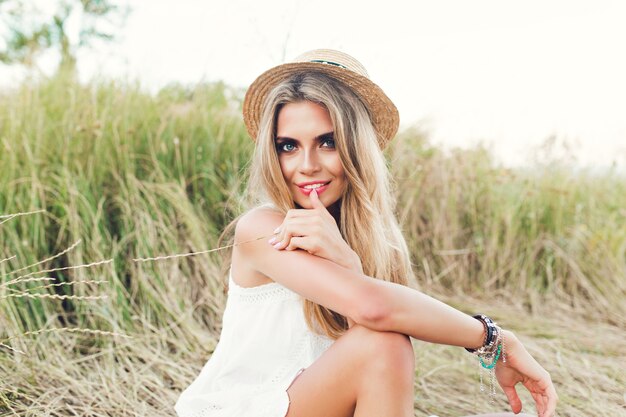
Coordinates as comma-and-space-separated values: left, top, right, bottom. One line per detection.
1, 1, 624, 416
2, 0, 625, 168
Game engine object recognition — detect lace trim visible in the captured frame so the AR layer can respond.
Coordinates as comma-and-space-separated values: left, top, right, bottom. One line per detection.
310, 332, 334, 356
228, 270, 300, 303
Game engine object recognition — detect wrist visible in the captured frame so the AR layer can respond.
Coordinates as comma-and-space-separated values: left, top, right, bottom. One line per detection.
350, 250, 363, 273
501, 329, 518, 352
465, 314, 499, 354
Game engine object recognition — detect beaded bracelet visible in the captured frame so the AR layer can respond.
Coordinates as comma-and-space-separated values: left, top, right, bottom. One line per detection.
465, 314, 499, 354
465, 314, 507, 403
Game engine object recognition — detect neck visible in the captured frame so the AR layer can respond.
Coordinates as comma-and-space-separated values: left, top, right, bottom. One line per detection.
328, 200, 341, 226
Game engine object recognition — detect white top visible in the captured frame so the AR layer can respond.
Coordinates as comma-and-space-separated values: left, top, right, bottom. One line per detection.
175, 267, 335, 417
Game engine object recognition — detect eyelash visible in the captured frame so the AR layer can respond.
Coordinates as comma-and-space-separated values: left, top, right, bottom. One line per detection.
276, 138, 335, 153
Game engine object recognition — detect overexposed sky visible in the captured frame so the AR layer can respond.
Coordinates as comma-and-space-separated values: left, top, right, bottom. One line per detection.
2, 0, 625, 168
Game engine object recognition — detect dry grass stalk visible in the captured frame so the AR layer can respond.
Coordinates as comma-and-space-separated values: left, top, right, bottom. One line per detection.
0, 276, 55, 288
132, 234, 269, 262
3, 279, 108, 293
5, 238, 83, 276
0, 342, 25, 355
1, 215, 119, 359
0, 209, 46, 225
0, 292, 108, 301
0, 254, 16, 265
0, 328, 133, 344
8, 258, 114, 283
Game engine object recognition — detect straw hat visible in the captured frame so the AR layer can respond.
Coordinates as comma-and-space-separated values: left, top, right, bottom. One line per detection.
242, 49, 399, 149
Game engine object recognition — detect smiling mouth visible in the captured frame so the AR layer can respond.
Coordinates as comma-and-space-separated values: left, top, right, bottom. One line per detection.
297, 181, 331, 195
298, 181, 331, 189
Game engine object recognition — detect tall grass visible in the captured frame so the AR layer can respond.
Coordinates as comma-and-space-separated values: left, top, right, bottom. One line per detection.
1, 73, 624, 416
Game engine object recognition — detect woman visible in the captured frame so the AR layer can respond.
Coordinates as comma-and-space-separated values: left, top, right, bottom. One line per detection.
175, 49, 557, 417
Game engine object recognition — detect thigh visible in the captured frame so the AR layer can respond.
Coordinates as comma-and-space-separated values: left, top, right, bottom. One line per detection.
432, 412, 535, 417
285, 324, 412, 417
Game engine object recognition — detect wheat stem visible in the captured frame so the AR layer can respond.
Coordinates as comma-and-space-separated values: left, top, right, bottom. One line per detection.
132, 234, 272, 262
0, 327, 133, 344
0, 276, 56, 288
0, 209, 46, 225
8, 258, 114, 283
0, 293, 108, 301
0, 342, 26, 355
0, 254, 17, 265
2, 279, 108, 295
4, 239, 82, 277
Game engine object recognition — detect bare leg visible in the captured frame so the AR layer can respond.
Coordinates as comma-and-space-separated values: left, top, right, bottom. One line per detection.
286, 324, 415, 417
426, 411, 536, 416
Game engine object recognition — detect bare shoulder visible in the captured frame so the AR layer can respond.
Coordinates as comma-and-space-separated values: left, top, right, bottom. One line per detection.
235, 205, 285, 243
231, 205, 285, 287
234, 206, 284, 254
231, 205, 373, 324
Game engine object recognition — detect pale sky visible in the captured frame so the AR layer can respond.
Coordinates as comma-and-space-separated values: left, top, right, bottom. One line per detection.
2, 0, 625, 169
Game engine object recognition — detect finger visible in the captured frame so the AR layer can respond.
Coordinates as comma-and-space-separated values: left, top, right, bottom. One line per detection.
280, 224, 311, 251
284, 208, 318, 219
268, 223, 291, 249
285, 236, 323, 256
272, 223, 311, 250
269, 224, 283, 243
544, 383, 558, 417
309, 188, 327, 211
270, 219, 308, 243
284, 236, 308, 252
530, 391, 547, 416
502, 385, 522, 414
272, 233, 291, 250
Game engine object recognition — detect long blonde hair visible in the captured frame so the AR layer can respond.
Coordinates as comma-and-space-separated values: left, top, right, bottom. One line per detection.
220, 71, 415, 339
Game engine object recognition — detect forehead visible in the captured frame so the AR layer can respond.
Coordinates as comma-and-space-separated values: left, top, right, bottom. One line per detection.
276, 101, 333, 137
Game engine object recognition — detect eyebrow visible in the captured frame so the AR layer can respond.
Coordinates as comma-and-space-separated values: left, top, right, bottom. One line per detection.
275, 131, 334, 143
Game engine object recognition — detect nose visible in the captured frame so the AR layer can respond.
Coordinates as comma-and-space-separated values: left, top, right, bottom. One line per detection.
298, 148, 321, 175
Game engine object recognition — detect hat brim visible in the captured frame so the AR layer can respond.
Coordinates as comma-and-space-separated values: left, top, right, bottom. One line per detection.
243, 62, 399, 149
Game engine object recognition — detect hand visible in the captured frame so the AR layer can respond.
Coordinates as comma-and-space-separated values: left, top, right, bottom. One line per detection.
495, 330, 558, 417
268, 189, 361, 272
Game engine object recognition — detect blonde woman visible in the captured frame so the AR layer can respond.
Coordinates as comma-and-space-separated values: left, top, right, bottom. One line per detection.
175, 50, 557, 417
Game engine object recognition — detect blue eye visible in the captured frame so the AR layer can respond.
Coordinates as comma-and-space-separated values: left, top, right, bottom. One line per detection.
277, 142, 295, 153
322, 138, 335, 148
275, 137, 335, 153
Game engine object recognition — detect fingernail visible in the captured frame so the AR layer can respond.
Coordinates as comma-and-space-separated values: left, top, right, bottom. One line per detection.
273, 227, 280, 234
268, 237, 276, 244
273, 242, 281, 248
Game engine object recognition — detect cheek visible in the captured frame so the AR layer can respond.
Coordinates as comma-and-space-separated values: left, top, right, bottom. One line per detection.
278, 158, 295, 181
330, 158, 345, 179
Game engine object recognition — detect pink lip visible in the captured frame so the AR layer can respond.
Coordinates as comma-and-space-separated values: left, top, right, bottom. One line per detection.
297, 181, 330, 196
296, 180, 331, 187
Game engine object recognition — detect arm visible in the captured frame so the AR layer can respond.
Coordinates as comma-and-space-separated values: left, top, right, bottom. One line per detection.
364, 278, 485, 347
237, 207, 557, 416
236, 207, 484, 348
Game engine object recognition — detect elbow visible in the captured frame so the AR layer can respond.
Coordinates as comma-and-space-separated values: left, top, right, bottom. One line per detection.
353, 280, 392, 331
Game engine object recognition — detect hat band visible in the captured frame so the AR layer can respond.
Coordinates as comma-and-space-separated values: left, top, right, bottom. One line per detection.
308, 59, 347, 69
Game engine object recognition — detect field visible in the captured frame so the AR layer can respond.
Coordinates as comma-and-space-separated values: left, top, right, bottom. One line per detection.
1, 73, 624, 416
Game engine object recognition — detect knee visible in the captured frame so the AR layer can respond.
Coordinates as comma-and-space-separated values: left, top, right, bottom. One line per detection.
349, 325, 415, 379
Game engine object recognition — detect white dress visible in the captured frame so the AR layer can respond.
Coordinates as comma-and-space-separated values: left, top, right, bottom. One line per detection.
175, 267, 335, 417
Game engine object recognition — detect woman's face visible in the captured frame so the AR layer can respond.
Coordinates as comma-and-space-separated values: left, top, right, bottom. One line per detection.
275, 100, 346, 211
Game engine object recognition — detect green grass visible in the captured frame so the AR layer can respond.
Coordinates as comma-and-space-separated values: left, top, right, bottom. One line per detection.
1, 73, 624, 416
